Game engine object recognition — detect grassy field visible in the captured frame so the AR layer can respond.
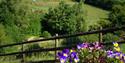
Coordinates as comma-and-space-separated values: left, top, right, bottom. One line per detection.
32, 0, 109, 27
84, 4, 109, 26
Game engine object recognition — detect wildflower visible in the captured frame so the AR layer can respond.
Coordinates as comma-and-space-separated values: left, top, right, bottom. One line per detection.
114, 47, 121, 52
63, 53, 68, 57
74, 56, 79, 63
57, 52, 63, 58
107, 50, 113, 54
115, 55, 120, 59
107, 50, 115, 58
69, 58, 73, 63
77, 43, 88, 50
57, 50, 68, 63
107, 54, 114, 58
77, 44, 82, 50
60, 56, 67, 63
70, 49, 75, 53
123, 55, 125, 60
119, 53, 123, 58
94, 42, 103, 50
58, 49, 79, 63
83, 43, 88, 48
88, 43, 94, 52
63, 49, 70, 54
71, 52, 77, 58
122, 54, 125, 63
113, 42, 119, 47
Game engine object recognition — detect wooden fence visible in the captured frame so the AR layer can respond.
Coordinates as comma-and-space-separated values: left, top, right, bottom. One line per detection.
0, 26, 125, 63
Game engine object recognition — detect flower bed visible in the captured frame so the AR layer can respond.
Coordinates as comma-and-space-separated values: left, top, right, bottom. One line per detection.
57, 42, 125, 63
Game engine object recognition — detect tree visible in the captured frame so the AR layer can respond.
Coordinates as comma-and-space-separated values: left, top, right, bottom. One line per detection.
0, 0, 41, 42
41, 1, 87, 35
109, 3, 125, 27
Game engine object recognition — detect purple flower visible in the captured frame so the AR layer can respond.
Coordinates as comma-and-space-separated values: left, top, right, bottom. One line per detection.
83, 43, 89, 48
63, 49, 70, 54
107, 50, 113, 55
62, 49, 70, 58
107, 50, 115, 58
60, 56, 67, 63
69, 57, 73, 63
122, 54, 125, 62
94, 42, 103, 50
57, 51, 68, 62
77, 44, 82, 49
57, 49, 79, 63
77, 43, 88, 50
74, 56, 79, 63
71, 52, 77, 58
57, 52, 63, 57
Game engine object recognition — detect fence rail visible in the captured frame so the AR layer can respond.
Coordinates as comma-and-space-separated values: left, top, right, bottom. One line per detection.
0, 40, 125, 57
27, 60, 58, 63
0, 26, 125, 63
0, 26, 125, 48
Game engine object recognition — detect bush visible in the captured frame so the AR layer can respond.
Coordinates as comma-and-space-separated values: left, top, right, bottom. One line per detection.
42, 31, 51, 38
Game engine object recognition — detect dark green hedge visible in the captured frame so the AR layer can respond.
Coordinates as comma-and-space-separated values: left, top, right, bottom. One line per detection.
84, 0, 125, 10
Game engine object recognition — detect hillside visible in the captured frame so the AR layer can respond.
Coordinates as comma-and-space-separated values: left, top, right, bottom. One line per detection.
32, 0, 109, 27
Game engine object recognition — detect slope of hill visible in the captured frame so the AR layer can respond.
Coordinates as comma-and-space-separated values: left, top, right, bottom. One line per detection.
32, 0, 109, 27
84, 4, 109, 26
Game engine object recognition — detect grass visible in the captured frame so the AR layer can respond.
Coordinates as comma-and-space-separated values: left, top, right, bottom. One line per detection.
84, 4, 109, 26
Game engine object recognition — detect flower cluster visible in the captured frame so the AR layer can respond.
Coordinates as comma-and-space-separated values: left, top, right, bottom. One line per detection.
57, 42, 125, 63
106, 42, 125, 62
107, 50, 125, 61
77, 42, 105, 63
77, 42, 103, 51
57, 49, 79, 63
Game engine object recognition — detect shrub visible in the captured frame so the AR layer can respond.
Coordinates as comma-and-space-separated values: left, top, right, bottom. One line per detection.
42, 31, 51, 38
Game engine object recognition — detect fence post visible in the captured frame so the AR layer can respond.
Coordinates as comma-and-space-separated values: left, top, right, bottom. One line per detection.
99, 27, 103, 43
55, 34, 58, 63
21, 44, 25, 63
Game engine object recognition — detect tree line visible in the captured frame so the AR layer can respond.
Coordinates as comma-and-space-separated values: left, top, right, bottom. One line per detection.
83, 0, 125, 10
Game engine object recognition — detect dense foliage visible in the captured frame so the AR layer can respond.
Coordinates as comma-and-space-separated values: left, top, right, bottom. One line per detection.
0, 0, 41, 54
41, 1, 87, 35
0, 0, 41, 42
109, 3, 125, 27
